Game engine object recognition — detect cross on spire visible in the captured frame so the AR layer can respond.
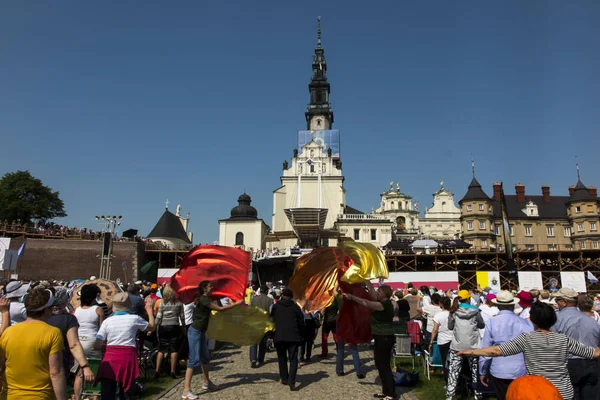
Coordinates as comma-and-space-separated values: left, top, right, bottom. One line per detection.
317, 16, 322, 48
165, 199, 169, 210
471, 158, 476, 178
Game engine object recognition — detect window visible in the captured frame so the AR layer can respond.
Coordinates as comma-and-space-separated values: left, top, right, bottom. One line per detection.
479, 221, 486, 230
370, 229, 377, 241
575, 206, 581, 213
353, 229, 360, 240
549, 244, 557, 251
564, 227, 572, 237
479, 204, 484, 211
467, 205, 472, 212
467, 240, 474, 245
481, 239, 487, 247
524, 225, 532, 237
581, 241, 586, 249
467, 222, 473, 231
526, 245, 535, 251
235, 232, 244, 246
593, 241, 599, 249
495, 225, 500, 236
578, 223, 584, 232
566, 244, 574, 250
591, 222, 597, 231
546, 225, 554, 237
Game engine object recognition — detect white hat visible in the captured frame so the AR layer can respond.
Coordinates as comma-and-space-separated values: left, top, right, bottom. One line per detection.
491, 290, 520, 306
5, 282, 31, 299
90, 276, 97, 281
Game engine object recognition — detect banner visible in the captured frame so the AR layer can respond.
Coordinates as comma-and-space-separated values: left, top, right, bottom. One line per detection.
476, 271, 501, 293
500, 183, 515, 269
338, 241, 388, 284
375, 271, 459, 291
517, 272, 543, 292
560, 271, 586, 293
0, 238, 11, 269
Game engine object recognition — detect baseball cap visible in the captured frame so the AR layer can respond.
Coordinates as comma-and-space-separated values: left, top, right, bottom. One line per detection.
457, 290, 471, 301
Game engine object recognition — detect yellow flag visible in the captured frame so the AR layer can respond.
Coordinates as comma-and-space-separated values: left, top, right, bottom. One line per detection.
338, 241, 389, 284
206, 305, 275, 346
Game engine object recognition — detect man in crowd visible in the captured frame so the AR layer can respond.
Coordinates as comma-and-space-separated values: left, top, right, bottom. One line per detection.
551, 287, 600, 400
479, 290, 533, 400
249, 284, 274, 368
271, 288, 304, 391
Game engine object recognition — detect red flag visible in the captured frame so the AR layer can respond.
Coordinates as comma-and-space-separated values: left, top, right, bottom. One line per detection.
171, 245, 250, 304
337, 281, 373, 344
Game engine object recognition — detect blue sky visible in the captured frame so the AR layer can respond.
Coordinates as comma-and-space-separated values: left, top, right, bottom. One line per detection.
1, 1, 599, 243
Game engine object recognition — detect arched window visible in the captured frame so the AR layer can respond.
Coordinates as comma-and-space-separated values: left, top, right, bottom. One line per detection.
235, 232, 244, 246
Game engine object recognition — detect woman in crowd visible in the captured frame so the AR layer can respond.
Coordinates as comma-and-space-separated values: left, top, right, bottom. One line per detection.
155, 285, 186, 379
343, 281, 395, 400
445, 290, 485, 400
0, 287, 66, 399
73, 284, 104, 399
3, 280, 29, 325
47, 286, 94, 390
393, 290, 410, 334
459, 301, 600, 400
182, 281, 242, 400
420, 285, 432, 308
423, 293, 442, 345
95, 292, 155, 400
429, 296, 452, 381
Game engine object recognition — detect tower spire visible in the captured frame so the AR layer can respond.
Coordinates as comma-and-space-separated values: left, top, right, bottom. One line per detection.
471, 158, 475, 178
317, 16, 322, 48
576, 162, 580, 181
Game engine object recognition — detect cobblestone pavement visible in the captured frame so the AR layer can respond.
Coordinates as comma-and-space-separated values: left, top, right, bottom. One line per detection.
160, 340, 420, 400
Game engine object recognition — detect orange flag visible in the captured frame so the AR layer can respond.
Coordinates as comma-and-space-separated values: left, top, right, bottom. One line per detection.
288, 247, 346, 312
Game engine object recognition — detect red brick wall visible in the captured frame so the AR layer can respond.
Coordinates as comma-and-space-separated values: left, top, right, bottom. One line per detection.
5, 238, 143, 282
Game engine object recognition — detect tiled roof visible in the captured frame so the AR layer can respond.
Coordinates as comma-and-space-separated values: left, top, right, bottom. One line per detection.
344, 205, 364, 215
492, 195, 568, 220
459, 177, 491, 203
568, 180, 596, 202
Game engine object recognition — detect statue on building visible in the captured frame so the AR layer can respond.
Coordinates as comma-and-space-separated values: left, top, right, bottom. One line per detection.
176, 204, 182, 216
396, 182, 400, 192
327, 147, 332, 157
283, 160, 288, 170
414, 201, 419, 211
293, 148, 298, 158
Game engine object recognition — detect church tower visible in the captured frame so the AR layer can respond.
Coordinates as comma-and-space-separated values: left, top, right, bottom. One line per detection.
305, 17, 334, 131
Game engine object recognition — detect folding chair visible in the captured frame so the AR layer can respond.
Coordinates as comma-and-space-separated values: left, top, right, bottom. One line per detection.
423, 341, 444, 380
79, 357, 102, 398
392, 334, 417, 370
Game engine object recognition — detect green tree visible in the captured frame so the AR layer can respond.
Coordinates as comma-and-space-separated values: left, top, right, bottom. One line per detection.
0, 170, 67, 223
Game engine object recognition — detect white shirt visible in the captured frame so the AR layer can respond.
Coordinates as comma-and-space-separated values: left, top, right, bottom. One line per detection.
520, 307, 531, 320
423, 304, 441, 333
184, 303, 195, 326
422, 295, 432, 308
97, 314, 148, 347
433, 310, 452, 345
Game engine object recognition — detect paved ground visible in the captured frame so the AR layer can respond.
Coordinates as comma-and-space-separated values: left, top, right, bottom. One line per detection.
160, 340, 419, 400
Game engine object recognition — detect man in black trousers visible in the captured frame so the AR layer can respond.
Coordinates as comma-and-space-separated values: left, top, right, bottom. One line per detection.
271, 288, 305, 391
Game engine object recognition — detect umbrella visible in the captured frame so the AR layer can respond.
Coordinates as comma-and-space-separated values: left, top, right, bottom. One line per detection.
122, 229, 138, 238
70, 279, 123, 309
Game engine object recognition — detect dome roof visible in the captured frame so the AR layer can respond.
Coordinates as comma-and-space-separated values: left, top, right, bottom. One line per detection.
230, 193, 258, 219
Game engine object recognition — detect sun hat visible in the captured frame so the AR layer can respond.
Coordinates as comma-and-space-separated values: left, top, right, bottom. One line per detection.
5, 281, 31, 299
486, 293, 497, 302
111, 292, 131, 313
554, 287, 578, 301
491, 290, 520, 306
457, 290, 471, 301
517, 291, 533, 308
506, 375, 562, 400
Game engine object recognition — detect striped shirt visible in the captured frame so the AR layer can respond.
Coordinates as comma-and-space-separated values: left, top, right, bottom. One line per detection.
498, 331, 595, 400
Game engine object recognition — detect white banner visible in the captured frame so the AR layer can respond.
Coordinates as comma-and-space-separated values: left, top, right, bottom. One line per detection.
1, 250, 17, 271
517, 271, 543, 292
560, 271, 587, 293
0, 238, 11, 266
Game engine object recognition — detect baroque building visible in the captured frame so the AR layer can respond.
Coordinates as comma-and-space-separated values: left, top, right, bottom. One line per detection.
421, 183, 461, 239
219, 193, 269, 252
459, 169, 600, 251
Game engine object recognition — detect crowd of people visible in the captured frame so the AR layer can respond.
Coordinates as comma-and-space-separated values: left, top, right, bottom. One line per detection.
0, 276, 599, 400
242, 282, 600, 400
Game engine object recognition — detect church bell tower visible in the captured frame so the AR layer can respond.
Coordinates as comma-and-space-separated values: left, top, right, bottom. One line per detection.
305, 17, 334, 131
